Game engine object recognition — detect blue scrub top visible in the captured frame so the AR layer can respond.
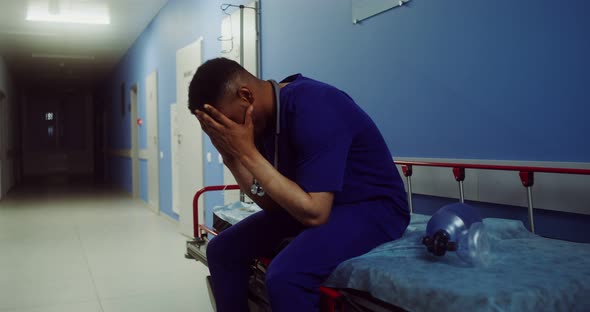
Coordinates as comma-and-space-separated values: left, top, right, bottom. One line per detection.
258, 74, 409, 224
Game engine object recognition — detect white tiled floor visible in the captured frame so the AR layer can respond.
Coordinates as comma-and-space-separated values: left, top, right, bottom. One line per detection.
0, 179, 213, 312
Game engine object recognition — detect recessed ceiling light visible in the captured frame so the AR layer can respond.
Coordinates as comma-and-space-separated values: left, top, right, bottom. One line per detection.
26, 1, 110, 25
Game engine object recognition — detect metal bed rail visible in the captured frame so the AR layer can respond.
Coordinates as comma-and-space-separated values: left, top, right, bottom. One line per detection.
396, 160, 590, 233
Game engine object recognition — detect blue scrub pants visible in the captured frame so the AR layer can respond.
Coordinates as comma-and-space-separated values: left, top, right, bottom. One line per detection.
206, 199, 408, 312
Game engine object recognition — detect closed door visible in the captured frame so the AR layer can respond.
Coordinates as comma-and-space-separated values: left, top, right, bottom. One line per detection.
175, 38, 204, 237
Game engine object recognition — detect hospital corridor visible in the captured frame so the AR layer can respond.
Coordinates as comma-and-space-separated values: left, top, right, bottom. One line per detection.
0, 179, 213, 312
1, 0, 589, 312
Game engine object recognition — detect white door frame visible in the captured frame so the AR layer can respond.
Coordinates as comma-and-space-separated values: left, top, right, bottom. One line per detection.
130, 84, 139, 198
170, 103, 180, 215
146, 71, 160, 213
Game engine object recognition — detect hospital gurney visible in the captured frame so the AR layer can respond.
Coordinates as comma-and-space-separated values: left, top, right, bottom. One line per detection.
186, 161, 590, 312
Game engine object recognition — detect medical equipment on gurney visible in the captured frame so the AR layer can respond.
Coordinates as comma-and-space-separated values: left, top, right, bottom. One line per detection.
186, 161, 590, 312
422, 202, 490, 266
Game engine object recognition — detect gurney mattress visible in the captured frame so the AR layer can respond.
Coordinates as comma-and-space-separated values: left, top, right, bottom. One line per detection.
324, 214, 590, 312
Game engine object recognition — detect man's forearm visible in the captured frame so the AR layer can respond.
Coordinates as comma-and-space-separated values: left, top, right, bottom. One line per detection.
238, 151, 333, 226
224, 157, 279, 212
223, 157, 253, 195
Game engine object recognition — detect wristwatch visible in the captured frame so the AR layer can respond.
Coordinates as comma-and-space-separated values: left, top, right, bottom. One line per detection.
250, 179, 265, 196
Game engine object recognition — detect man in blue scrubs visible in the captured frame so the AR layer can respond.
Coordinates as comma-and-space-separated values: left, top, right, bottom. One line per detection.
189, 58, 409, 312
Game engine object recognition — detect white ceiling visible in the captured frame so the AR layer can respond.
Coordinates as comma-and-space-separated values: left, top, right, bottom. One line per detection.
0, 0, 169, 89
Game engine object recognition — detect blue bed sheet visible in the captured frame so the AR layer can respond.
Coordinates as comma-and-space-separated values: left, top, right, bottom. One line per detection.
213, 201, 261, 225
325, 214, 590, 312
213, 203, 590, 311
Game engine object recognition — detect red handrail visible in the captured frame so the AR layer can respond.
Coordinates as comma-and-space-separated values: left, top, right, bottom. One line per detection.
394, 160, 590, 233
192, 161, 590, 237
394, 160, 590, 175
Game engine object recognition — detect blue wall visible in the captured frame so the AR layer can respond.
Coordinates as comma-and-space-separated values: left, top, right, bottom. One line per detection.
261, 0, 590, 162
101, 0, 589, 239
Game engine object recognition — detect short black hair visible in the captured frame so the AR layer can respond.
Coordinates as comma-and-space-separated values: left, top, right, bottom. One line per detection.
188, 57, 246, 113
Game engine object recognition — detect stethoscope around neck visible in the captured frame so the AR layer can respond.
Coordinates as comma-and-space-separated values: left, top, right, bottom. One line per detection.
250, 80, 280, 197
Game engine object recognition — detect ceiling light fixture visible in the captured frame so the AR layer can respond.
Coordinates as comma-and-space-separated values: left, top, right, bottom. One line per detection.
26, 1, 111, 25
32, 53, 95, 60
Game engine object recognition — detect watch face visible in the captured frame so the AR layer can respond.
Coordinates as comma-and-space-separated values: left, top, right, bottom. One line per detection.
251, 183, 258, 195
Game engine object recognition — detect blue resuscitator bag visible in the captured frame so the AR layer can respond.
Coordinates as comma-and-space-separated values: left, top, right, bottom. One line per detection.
422, 203, 491, 266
